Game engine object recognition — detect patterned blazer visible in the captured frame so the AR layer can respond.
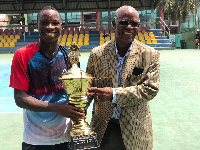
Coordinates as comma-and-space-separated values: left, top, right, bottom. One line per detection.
86, 38, 160, 150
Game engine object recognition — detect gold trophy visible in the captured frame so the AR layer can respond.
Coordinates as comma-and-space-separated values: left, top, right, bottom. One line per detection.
58, 43, 99, 149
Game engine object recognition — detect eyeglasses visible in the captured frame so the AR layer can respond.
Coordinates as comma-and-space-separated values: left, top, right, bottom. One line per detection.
119, 20, 140, 27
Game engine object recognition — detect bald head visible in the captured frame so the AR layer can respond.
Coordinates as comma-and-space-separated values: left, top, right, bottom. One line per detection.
115, 6, 139, 21
112, 5, 140, 52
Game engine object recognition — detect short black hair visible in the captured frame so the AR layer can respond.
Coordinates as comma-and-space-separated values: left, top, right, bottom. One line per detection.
37, 6, 61, 22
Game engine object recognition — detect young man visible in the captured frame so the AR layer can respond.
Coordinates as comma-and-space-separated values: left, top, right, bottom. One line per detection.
10, 6, 85, 150
87, 6, 160, 150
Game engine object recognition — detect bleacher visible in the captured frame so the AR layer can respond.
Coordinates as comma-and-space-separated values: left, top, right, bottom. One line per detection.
136, 26, 172, 48
0, 28, 25, 50
0, 26, 173, 51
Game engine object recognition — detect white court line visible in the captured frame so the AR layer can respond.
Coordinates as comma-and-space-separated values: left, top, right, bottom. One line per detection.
0, 112, 22, 113
0, 111, 92, 113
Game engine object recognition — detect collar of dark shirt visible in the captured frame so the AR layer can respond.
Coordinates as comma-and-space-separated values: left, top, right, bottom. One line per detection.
115, 41, 133, 59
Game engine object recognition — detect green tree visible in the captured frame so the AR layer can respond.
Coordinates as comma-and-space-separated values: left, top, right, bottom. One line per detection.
159, 0, 195, 32
194, 0, 200, 29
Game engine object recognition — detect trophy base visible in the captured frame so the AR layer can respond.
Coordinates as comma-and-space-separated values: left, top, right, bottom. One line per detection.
70, 120, 94, 136
68, 133, 100, 150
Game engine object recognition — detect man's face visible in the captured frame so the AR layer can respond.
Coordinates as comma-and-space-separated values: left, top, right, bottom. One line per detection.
37, 9, 62, 44
113, 7, 140, 47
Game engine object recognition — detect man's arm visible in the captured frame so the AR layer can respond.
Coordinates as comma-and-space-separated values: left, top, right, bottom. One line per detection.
87, 50, 160, 107
14, 89, 85, 122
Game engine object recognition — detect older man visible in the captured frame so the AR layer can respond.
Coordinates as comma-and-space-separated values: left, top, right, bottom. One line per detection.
86, 5, 160, 150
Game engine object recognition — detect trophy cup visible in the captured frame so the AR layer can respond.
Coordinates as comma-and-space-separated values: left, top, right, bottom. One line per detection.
58, 42, 99, 150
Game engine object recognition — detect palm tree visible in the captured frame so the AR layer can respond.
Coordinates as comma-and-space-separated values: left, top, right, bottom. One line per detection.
158, 0, 195, 32
195, 0, 200, 29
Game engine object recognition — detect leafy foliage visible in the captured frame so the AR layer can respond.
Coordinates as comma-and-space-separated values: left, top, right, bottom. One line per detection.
159, 0, 196, 23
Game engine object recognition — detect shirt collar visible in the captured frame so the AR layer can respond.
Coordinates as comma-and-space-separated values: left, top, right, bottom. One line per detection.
115, 41, 133, 59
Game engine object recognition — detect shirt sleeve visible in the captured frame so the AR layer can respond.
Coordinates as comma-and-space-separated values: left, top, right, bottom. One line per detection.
9, 50, 29, 91
112, 88, 117, 104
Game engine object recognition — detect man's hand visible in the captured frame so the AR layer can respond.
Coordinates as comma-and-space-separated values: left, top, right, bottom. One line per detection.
55, 103, 86, 123
87, 87, 113, 102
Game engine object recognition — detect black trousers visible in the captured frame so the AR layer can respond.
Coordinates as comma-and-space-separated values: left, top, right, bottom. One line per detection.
100, 119, 126, 150
22, 142, 70, 150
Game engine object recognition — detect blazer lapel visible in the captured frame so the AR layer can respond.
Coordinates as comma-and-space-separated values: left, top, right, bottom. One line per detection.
120, 40, 139, 87
102, 39, 118, 88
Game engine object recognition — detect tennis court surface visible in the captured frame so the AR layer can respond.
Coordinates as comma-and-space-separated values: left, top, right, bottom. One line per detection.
0, 50, 200, 150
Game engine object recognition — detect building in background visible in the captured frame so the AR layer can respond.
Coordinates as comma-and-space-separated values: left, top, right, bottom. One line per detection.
25, 9, 158, 31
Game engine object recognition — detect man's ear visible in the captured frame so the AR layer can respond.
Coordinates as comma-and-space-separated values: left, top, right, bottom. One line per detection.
60, 23, 62, 33
112, 20, 116, 29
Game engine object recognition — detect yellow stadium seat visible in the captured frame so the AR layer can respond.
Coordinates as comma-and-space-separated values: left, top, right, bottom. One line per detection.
58, 38, 61, 42
141, 40, 146, 44
85, 34, 89, 38
78, 37, 83, 42
73, 38, 77, 42
15, 35, 20, 39
61, 38, 66, 42
10, 42, 15, 47
0, 43, 3, 47
4, 35, 9, 39
68, 34, 73, 38
1, 39, 6, 43
79, 34, 84, 38
60, 42, 66, 46
74, 34, 78, 38
63, 34, 67, 38
84, 37, 89, 42
146, 40, 152, 44
143, 32, 148, 37
66, 42, 71, 46
150, 36, 155, 40
0, 35, 3, 39
105, 36, 110, 42
100, 33, 104, 37
7, 38, 12, 43
111, 33, 115, 39
67, 38, 72, 42
100, 41, 104, 45
4, 42, 9, 47
59, 35, 62, 38
149, 32, 154, 37
10, 35, 14, 39
111, 33, 115, 36
138, 33, 143, 36
12, 38, 17, 43
145, 36, 150, 40
135, 36, 138, 40
78, 41, 83, 46
84, 41, 89, 46
139, 36, 144, 40
152, 39, 158, 44
111, 33, 115, 40
100, 36, 104, 41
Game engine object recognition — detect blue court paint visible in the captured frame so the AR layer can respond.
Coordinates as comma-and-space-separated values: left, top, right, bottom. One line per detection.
0, 61, 94, 112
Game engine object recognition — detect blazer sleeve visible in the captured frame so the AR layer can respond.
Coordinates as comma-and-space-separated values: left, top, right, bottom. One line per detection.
115, 49, 160, 107
86, 49, 96, 105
